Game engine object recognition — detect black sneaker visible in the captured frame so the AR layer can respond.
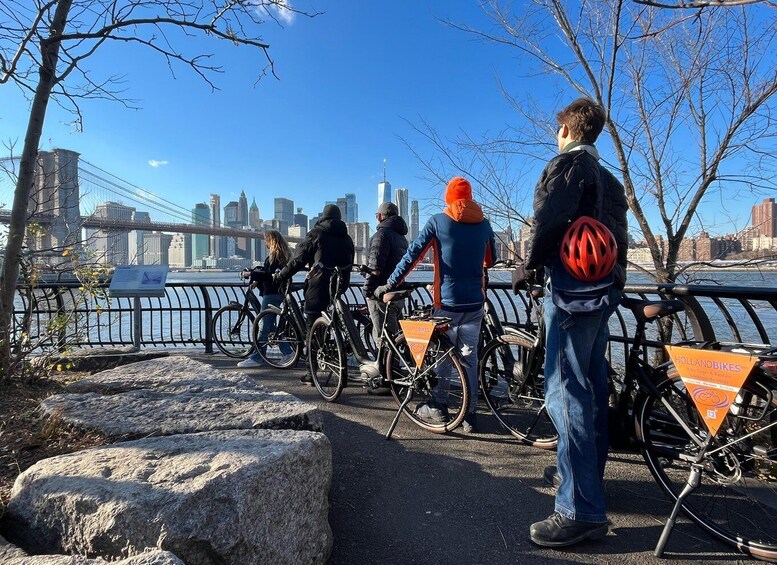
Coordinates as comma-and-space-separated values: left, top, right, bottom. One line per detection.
543, 465, 561, 489
300, 373, 314, 387
461, 412, 478, 434
529, 512, 608, 548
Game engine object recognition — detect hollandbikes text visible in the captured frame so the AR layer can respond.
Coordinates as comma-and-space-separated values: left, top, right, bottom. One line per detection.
675, 356, 743, 373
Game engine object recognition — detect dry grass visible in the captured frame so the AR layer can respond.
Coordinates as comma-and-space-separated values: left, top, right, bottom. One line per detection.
0, 373, 106, 516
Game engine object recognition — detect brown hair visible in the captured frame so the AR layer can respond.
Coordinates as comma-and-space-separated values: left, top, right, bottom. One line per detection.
265, 230, 290, 266
556, 98, 606, 143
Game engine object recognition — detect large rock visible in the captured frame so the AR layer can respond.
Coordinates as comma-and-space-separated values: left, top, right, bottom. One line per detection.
65, 357, 256, 395
45, 356, 322, 438
1, 535, 184, 564
6, 430, 332, 565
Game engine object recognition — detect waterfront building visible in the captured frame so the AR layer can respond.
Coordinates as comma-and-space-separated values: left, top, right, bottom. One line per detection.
410, 200, 419, 241
128, 211, 151, 265
209, 193, 221, 258
238, 190, 249, 226
144, 232, 173, 265
168, 233, 192, 268
90, 201, 135, 266
627, 246, 653, 264
27, 148, 82, 264
274, 197, 294, 235
752, 197, 777, 237
191, 203, 210, 262
224, 201, 240, 227
293, 208, 308, 232
249, 198, 261, 229
394, 188, 409, 228
345, 193, 358, 223
288, 225, 306, 238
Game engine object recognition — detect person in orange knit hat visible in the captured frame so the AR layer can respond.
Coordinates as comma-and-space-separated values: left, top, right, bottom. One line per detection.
375, 176, 497, 433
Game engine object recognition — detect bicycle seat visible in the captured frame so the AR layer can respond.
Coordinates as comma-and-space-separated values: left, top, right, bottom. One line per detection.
620, 296, 685, 323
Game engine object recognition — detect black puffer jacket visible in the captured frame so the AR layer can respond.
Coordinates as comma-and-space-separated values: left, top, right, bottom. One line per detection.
249, 256, 286, 296
364, 215, 409, 295
277, 215, 355, 313
525, 146, 628, 288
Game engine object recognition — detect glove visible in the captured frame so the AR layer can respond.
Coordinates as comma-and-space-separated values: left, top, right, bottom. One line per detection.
363, 287, 375, 299
511, 264, 534, 295
272, 271, 283, 284
373, 284, 392, 300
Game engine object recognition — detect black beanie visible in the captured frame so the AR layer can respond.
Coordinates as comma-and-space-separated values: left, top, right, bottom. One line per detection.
322, 204, 342, 220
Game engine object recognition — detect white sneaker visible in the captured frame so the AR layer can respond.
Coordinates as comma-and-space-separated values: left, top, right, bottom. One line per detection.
237, 357, 264, 368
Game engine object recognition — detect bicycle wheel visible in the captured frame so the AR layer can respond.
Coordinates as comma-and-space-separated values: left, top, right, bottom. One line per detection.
252, 309, 303, 369
308, 317, 347, 402
212, 305, 254, 358
636, 373, 777, 559
385, 333, 469, 433
479, 333, 558, 448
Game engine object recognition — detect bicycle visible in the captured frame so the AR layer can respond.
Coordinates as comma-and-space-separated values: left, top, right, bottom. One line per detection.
250, 278, 307, 369
211, 271, 263, 358
307, 265, 471, 435
478, 274, 557, 448
611, 295, 777, 559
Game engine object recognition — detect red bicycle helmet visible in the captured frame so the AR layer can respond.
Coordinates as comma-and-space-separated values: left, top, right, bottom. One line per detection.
560, 216, 618, 282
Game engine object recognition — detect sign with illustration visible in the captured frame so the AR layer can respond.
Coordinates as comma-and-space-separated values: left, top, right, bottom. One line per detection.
399, 320, 437, 367
665, 345, 758, 436
108, 265, 169, 298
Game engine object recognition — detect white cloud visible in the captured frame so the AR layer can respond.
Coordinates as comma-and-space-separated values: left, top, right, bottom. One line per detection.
148, 160, 168, 168
252, 0, 295, 25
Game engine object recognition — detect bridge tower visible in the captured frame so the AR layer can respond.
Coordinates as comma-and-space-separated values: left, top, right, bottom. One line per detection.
28, 149, 82, 262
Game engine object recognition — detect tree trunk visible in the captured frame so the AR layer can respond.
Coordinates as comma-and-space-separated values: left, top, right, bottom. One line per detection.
0, 0, 72, 380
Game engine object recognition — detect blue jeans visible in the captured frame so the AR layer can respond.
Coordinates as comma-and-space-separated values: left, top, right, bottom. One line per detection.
543, 285, 620, 523
432, 306, 484, 415
250, 294, 292, 361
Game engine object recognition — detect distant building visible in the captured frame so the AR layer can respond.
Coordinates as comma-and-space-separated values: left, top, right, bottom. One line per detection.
378, 162, 392, 208
288, 225, 306, 238
274, 198, 294, 235
128, 211, 151, 265
394, 188, 409, 229
249, 198, 261, 229
224, 201, 240, 227
336, 197, 348, 222
191, 203, 210, 262
168, 233, 192, 268
238, 190, 249, 226
209, 193, 222, 258
144, 232, 173, 265
752, 197, 777, 237
410, 200, 419, 241
293, 208, 308, 232
345, 193, 358, 223
89, 201, 135, 266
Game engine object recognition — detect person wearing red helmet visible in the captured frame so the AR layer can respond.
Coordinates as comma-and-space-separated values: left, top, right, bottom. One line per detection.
513, 98, 628, 548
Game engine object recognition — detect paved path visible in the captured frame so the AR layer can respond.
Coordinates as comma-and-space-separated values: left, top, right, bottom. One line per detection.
198, 355, 747, 565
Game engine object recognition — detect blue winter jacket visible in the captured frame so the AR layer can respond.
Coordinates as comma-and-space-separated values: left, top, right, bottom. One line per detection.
387, 199, 497, 312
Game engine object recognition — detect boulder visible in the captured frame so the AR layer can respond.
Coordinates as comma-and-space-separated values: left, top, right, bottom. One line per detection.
6, 430, 332, 565
41, 386, 322, 439
0, 535, 184, 564
37, 348, 170, 373
65, 357, 258, 395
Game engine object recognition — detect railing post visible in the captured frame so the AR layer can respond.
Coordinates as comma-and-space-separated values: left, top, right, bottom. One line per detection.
53, 286, 67, 352
133, 296, 142, 351
201, 286, 214, 354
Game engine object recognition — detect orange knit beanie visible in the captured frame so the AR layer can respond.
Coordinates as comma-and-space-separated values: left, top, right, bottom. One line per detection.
445, 176, 472, 204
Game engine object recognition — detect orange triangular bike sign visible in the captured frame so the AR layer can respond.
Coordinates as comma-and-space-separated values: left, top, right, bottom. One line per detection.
399, 320, 437, 367
665, 345, 758, 437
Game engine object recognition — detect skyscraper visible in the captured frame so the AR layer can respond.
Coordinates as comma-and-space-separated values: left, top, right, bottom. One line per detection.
224, 201, 240, 227
249, 198, 261, 229
191, 203, 210, 261
345, 193, 358, 223
168, 233, 192, 268
238, 190, 249, 226
274, 197, 294, 235
752, 197, 777, 237
128, 211, 151, 265
89, 201, 135, 266
144, 232, 173, 265
293, 207, 309, 232
336, 197, 348, 221
410, 200, 420, 241
394, 188, 409, 226
209, 193, 221, 258
378, 160, 392, 208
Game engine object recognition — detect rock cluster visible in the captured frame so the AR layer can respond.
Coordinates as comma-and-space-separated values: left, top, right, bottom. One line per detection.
3, 356, 332, 565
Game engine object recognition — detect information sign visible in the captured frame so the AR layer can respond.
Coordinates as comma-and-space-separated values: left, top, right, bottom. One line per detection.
665, 345, 758, 436
399, 320, 437, 367
108, 265, 169, 298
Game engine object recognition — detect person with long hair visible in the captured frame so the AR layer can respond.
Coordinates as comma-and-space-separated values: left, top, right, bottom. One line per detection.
237, 230, 293, 368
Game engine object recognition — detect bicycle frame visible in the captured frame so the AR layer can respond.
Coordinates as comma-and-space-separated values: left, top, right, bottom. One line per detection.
261, 281, 306, 342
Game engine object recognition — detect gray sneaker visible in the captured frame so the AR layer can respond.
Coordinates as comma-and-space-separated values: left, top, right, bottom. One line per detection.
415, 401, 449, 423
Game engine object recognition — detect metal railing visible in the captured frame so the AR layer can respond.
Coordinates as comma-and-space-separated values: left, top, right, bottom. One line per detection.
13, 279, 777, 355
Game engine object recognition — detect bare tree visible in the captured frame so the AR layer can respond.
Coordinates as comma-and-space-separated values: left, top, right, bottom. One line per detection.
422, 0, 777, 281
633, 0, 774, 8
0, 0, 316, 379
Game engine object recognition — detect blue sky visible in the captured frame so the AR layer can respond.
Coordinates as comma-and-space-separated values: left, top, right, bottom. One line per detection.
0, 0, 771, 237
